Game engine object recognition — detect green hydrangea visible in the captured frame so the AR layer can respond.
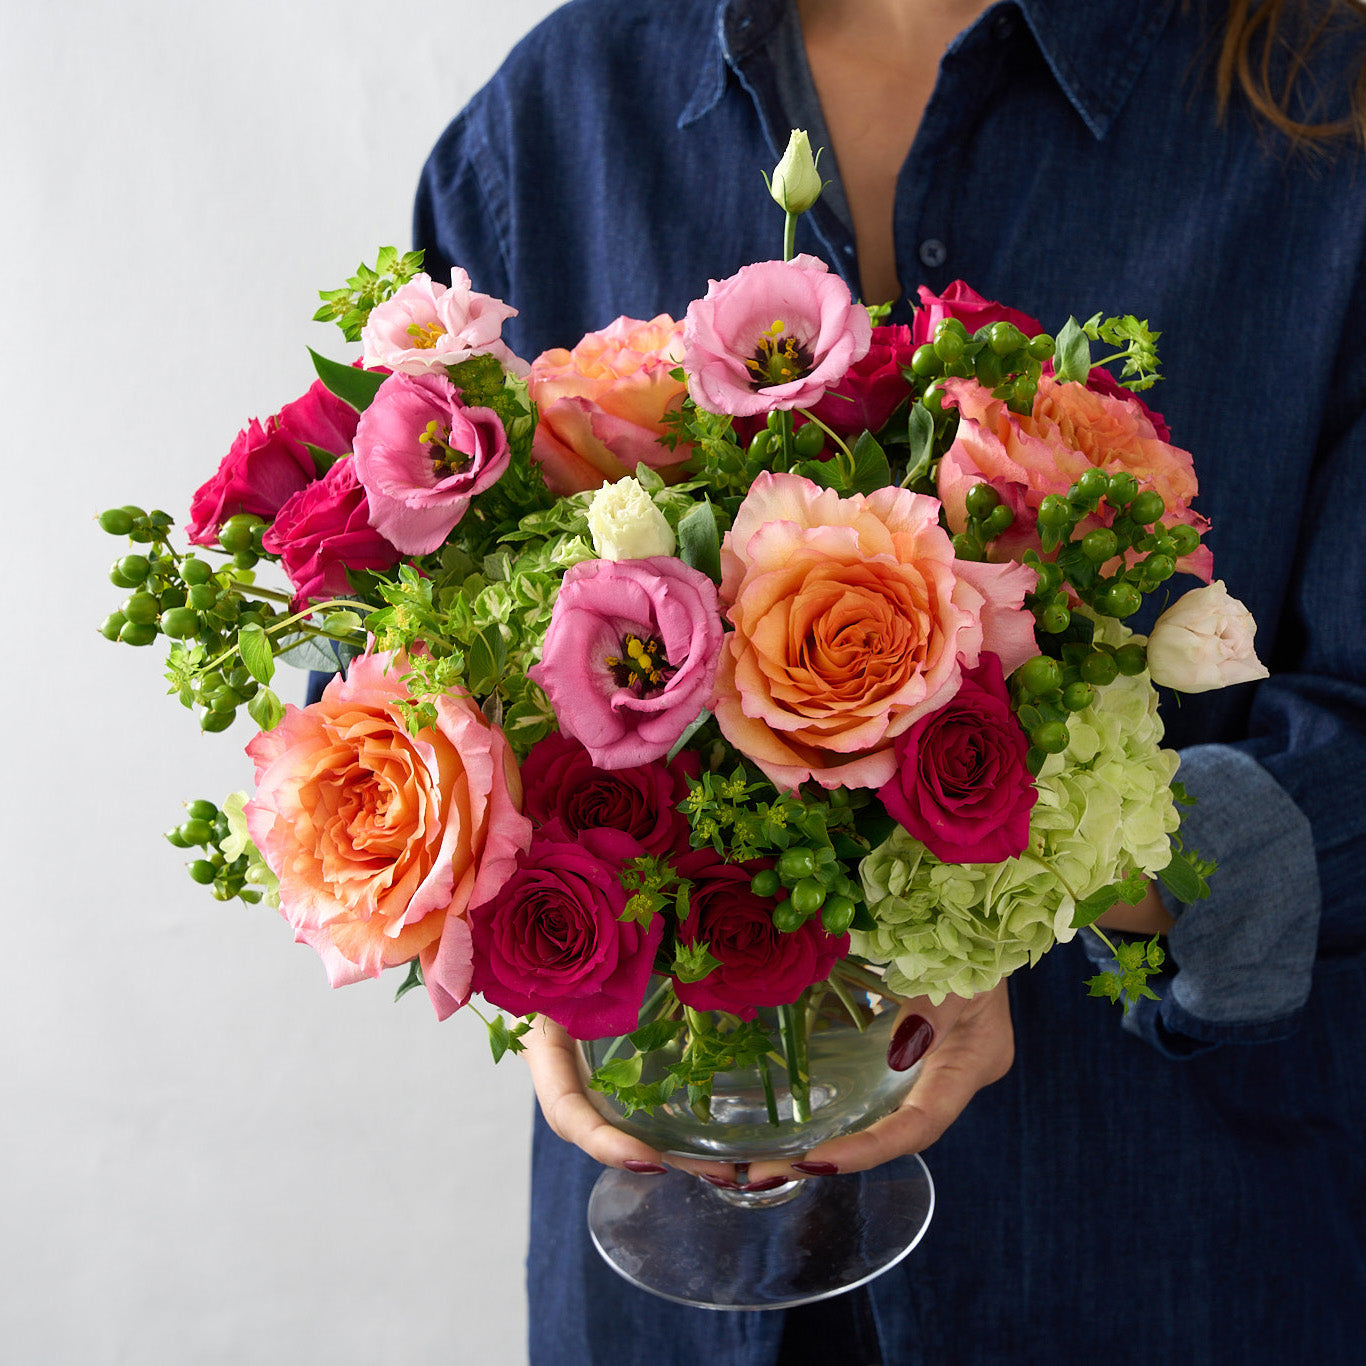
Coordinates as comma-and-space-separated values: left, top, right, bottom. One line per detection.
222, 791, 279, 909
853, 621, 1179, 1002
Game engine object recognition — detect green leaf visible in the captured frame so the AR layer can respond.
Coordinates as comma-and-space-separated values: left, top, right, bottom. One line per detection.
393, 957, 424, 1003
466, 623, 507, 694
593, 1055, 644, 1089
901, 401, 936, 487
632, 462, 666, 494
1053, 316, 1092, 384
238, 624, 275, 686
308, 348, 386, 412
322, 610, 364, 636
303, 441, 340, 477
666, 708, 711, 763
848, 430, 892, 494
629, 1019, 686, 1053
1157, 845, 1212, 904
246, 687, 285, 732
676, 498, 721, 582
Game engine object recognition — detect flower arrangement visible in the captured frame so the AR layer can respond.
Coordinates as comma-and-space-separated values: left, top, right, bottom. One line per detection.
97, 134, 1267, 1122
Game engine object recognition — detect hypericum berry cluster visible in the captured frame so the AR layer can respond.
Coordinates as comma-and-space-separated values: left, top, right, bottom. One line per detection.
911, 318, 1056, 417
97, 506, 280, 731
165, 798, 262, 902
749, 844, 862, 937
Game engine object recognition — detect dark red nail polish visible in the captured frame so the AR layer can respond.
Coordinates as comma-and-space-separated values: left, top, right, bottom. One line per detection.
743, 1176, 788, 1192
623, 1160, 668, 1175
792, 1161, 839, 1176
700, 1173, 741, 1190
887, 1014, 934, 1071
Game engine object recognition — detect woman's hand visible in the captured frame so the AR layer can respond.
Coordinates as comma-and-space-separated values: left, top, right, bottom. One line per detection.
745, 980, 1015, 1186
1094, 880, 1174, 937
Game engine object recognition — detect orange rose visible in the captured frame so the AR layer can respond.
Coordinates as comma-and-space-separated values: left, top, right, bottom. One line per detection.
245, 651, 531, 1018
714, 473, 1036, 792
528, 315, 690, 494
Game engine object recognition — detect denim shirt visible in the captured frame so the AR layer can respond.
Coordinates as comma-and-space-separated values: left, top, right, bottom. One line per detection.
416, 2, 1366, 1359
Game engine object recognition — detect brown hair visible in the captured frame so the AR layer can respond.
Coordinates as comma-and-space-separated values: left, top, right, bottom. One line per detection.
1215, 0, 1366, 144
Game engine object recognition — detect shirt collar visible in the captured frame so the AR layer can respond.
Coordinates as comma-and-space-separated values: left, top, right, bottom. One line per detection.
680, 0, 1178, 142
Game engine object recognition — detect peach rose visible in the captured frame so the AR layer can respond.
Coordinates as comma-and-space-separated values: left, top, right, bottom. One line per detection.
244, 651, 532, 1019
528, 315, 690, 495
937, 375, 1213, 580
714, 473, 1038, 792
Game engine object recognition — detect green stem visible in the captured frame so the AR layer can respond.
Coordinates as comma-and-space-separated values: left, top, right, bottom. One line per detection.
776, 408, 795, 472
832, 959, 906, 1005
777, 1001, 811, 1123
783, 210, 798, 262
757, 1050, 780, 1127
598, 978, 676, 1066
198, 602, 371, 677
827, 972, 872, 1032
795, 407, 855, 464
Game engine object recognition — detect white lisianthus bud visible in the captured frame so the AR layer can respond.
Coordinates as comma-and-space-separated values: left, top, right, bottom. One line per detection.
768, 130, 823, 215
1146, 581, 1270, 693
587, 477, 677, 561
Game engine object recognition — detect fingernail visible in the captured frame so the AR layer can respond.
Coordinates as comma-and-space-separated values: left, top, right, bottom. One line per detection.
791, 1161, 839, 1176
887, 1014, 934, 1071
623, 1160, 668, 1175
743, 1176, 788, 1192
700, 1173, 742, 1190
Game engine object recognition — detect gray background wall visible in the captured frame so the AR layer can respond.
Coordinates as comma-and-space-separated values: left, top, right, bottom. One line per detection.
2, 3, 562, 1361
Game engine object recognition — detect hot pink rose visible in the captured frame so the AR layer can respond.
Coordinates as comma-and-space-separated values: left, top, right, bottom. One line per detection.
187, 380, 359, 545
468, 823, 664, 1038
262, 455, 401, 608
360, 269, 527, 377
528, 315, 691, 495
528, 556, 724, 770
245, 650, 531, 1020
877, 653, 1036, 863
520, 731, 698, 858
807, 323, 917, 437
910, 281, 1043, 347
351, 370, 511, 554
672, 849, 848, 1018
682, 254, 872, 417
937, 375, 1213, 580
714, 472, 1038, 792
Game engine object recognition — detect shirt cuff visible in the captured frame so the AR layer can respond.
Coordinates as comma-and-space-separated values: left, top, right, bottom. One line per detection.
1082, 744, 1321, 1058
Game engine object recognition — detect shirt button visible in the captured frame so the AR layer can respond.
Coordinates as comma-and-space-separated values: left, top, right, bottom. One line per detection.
919, 238, 947, 268
992, 10, 1018, 40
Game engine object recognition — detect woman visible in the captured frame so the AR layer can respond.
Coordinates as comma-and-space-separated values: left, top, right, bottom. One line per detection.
416, 2, 1366, 1361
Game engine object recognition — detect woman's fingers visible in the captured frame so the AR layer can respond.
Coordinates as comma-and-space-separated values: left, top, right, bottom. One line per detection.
747, 981, 1014, 1184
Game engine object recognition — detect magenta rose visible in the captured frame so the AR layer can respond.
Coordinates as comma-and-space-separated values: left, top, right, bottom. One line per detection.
682, 254, 872, 417
520, 731, 698, 858
910, 281, 1043, 348
467, 823, 664, 1038
528, 556, 723, 770
877, 653, 1036, 863
262, 455, 401, 608
187, 380, 360, 545
352, 370, 511, 554
807, 323, 917, 437
672, 849, 849, 1018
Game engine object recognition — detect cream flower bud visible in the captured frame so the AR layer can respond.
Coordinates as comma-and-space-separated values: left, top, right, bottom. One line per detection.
768, 130, 823, 215
587, 477, 676, 561
1146, 581, 1270, 693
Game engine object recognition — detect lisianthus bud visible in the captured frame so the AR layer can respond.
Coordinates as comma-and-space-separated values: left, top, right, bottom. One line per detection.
1146, 581, 1269, 693
768, 130, 823, 215
587, 477, 676, 560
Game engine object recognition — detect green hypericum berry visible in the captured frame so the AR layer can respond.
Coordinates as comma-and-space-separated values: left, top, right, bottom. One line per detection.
118, 621, 158, 647
1037, 494, 1072, 529
1102, 581, 1142, 618
188, 799, 219, 822
1073, 469, 1110, 504
749, 868, 781, 899
188, 860, 217, 885
1107, 472, 1138, 507
982, 504, 1014, 538
1017, 654, 1062, 696
188, 584, 217, 610
108, 560, 142, 590
1114, 642, 1147, 675
159, 588, 187, 611
791, 879, 826, 914
122, 591, 160, 625
910, 343, 941, 377
1145, 553, 1176, 582
182, 557, 214, 585
98, 508, 136, 536
950, 533, 983, 561
777, 847, 817, 884
233, 549, 260, 570
1061, 681, 1095, 712
1031, 720, 1070, 754
160, 607, 200, 639
793, 421, 825, 458
1031, 560, 1064, 596
1027, 334, 1056, 361
165, 827, 192, 849
821, 896, 857, 935
921, 380, 946, 416
116, 554, 151, 582
1080, 651, 1120, 686
748, 428, 777, 462
1039, 602, 1071, 633
200, 709, 234, 733
964, 483, 1001, 519
1081, 528, 1119, 563
1129, 490, 1166, 526
773, 899, 805, 933
178, 818, 214, 846
933, 329, 965, 363
218, 514, 259, 554
988, 321, 1024, 356
1168, 523, 1201, 556
100, 612, 127, 642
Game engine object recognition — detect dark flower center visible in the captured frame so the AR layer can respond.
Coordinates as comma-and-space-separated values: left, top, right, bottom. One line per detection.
419, 418, 470, 477
745, 319, 814, 388
605, 633, 675, 695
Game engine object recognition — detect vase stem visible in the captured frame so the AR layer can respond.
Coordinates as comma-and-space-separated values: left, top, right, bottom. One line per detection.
778, 1002, 811, 1123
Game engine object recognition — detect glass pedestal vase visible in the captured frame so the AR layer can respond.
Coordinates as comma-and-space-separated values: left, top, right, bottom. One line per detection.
579, 977, 934, 1310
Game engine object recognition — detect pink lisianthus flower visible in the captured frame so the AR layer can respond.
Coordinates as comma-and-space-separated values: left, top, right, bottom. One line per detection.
528, 315, 691, 495
714, 472, 1037, 792
910, 281, 1043, 347
245, 651, 532, 1020
351, 371, 510, 555
187, 380, 359, 545
467, 823, 664, 1039
528, 557, 724, 770
877, 653, 1037, 863
261, 455, 401, 609
682, 254, 872, 417
360, 269, 528, 377
807, 323, 917, 438
937, 375, 1212, 581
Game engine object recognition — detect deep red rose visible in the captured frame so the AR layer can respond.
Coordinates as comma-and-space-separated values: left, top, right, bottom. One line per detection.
261, 455, 400, 608
877, 653, 1036, 863
187, 380, 359, 545
672, 849, 848, 1018
467, 823, 663, 1039
910, 281, 1043, 348
808, 323, 917, 437
520, 732, 698, 858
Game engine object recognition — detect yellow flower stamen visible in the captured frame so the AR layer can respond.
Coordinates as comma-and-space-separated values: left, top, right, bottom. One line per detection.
406, 320, 446, 350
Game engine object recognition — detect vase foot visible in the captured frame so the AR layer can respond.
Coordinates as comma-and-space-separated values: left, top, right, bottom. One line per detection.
587, 1154, 934, 1310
